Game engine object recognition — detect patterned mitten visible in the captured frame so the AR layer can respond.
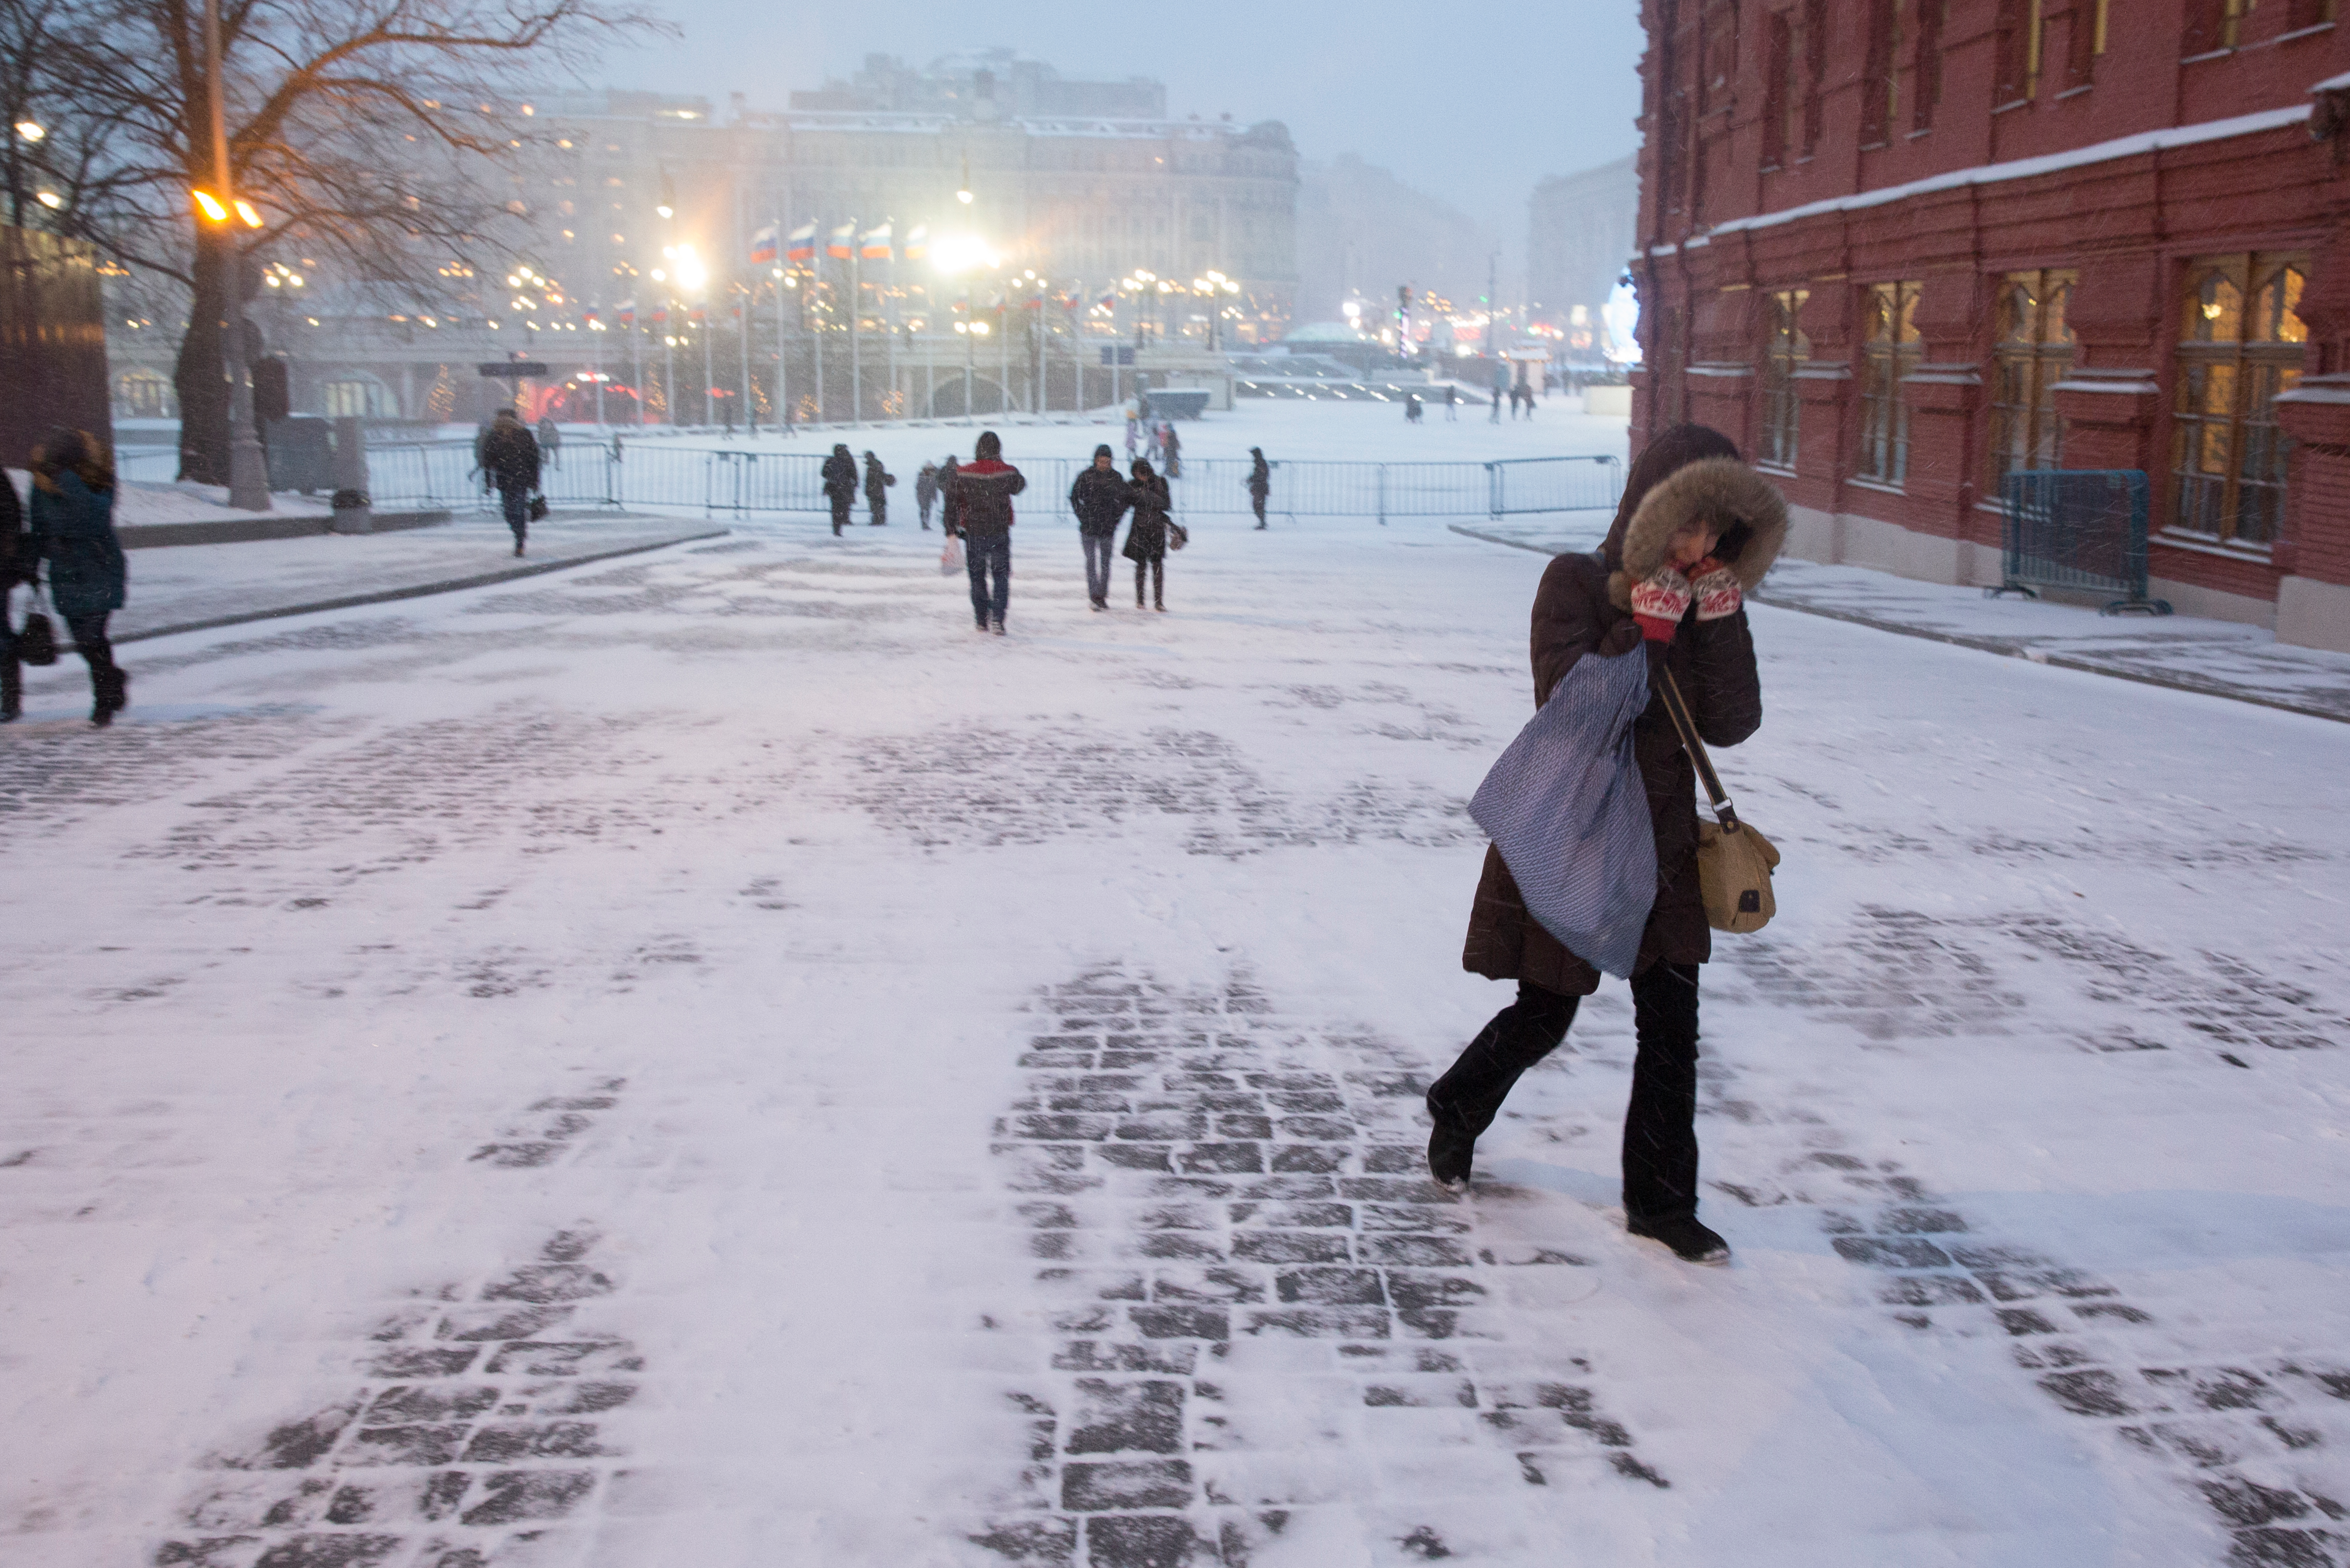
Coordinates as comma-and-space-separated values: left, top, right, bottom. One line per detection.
1688, 557, 1743, 621
1630, 566, 1694, 643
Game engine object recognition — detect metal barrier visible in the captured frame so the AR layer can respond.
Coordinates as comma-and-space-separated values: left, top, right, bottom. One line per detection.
120, 440, 1623, 526
1992, 469, 2170, 616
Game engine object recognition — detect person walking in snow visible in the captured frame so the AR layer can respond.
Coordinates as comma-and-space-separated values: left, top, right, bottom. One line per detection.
1427, 423, 1783, 1268
478, 408, 542, 557
821, 443, 857, 536
1405, 393, 1423, 424
26, 429, 129, 726
1445, 384, 1458, 421
1069, 443, 1132, 611
946, 431, 1024, 634
1144, 419, 1163, 468
915, 461, 941, 530
537, 415, 563, 468
1247, 447, 1271, 530
0, 465, 30, 722
863, 450, 895, 526
1490, 387, 1502, 424
1121, 457, 1173, 612
1160, 422, 1181, 479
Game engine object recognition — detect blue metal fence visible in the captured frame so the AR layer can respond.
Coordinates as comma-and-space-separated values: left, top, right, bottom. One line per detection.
1992, 469, 2170, 616
122, 440, 1623, 525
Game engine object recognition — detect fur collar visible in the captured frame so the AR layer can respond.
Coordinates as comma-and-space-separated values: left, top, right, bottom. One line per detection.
1605, 458, 1788, 609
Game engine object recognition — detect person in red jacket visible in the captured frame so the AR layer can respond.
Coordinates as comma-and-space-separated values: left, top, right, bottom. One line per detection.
943, 431, 1026, 634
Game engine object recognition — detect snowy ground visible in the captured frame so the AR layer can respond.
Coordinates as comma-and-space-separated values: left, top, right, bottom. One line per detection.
3, 401, 2348, 1568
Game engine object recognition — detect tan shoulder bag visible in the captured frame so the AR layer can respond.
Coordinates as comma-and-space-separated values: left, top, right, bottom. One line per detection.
1655, 668, 1780, 934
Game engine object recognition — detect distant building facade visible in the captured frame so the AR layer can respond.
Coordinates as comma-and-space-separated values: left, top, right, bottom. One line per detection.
1632, 0, 2350, 651
1528, 156, 1637, 351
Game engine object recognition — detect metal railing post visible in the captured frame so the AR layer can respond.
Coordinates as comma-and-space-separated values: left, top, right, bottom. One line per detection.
1377, 464, 1387, 527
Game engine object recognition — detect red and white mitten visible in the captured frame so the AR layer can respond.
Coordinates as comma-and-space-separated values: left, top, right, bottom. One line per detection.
1688, 557, 1743, 621
1629, 565, 1693, 643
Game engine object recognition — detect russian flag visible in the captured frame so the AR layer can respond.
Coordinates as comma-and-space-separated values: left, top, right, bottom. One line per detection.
860, 222, 892, 261
749, 222, 780, 266
902, 224, 928, 261
786, 221, 816, 263
615, 298, 635, 324
827, 219, 856, 259
1096, 288, 1117, 310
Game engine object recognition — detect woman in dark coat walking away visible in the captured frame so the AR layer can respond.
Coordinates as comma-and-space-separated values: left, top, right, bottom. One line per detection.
821, 444, 857, 536
0, 466, 28, 722
1122, 458, 1172, 611
27, 429, 131, 726
1426, 423, 1784, 1266
862, 450, 894, 526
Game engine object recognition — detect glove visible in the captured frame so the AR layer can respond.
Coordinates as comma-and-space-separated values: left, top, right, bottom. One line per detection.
1629, 565, 1693, 643
1689, 557, 1743, 622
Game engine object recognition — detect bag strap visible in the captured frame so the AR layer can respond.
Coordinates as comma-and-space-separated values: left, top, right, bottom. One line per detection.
1654, 665, 1740, 831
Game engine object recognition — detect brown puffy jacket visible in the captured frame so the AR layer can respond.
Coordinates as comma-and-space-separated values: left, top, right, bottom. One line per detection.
1462, 452, 1785, 994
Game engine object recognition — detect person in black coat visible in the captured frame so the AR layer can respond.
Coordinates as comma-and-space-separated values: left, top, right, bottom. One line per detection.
1121, 457, 1172, 612
915, 462, 941, 530
862, 450, 894, 526
477, 409, 542, 556
1248, 448, 1270, 529
0, 466, 27, 722
27, 429, 131, 725
821, 443, 858, 536
1430, 423, 1782, 1267
1069, 444, 1132, 610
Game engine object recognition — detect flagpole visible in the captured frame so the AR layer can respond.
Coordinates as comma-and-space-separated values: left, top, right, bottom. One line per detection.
593, 313, 604, 427
851, 243, 862, 430
773, 215, 787, 436
814, 238, 825, 424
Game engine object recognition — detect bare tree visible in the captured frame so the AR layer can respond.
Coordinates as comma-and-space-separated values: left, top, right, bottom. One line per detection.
37, 0, 662, 480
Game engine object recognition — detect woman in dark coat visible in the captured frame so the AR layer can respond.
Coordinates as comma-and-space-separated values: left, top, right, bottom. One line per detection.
1121, 458, 1172, 611
1, 466, 28, 722
1427, 424, 1784, 1265
27, 428, 130, 725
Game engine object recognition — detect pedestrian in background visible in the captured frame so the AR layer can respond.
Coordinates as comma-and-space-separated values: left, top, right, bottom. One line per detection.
1161, 421, 1182, 479
1406, 393, 1423, 424
0, 466, 27, 722
947, 431, 1024, 634
1445, 384, 1459, 420
1122, 457, 1172, 612
478, 408, 542, 557
1144, 419, 1163, 467
1429, 423, 1782, 1267
27, 429, 128, 726
537, 414, 563, 468
1248, 447, 1271, 530
1069, 443, 1132, 611
915, 461, 941, 531
1490, 387, 1502, 424
863, 450, 895, 526
821, 443, 857, 537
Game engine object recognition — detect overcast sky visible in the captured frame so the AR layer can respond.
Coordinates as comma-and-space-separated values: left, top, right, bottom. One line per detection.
612, 0, 1646, 242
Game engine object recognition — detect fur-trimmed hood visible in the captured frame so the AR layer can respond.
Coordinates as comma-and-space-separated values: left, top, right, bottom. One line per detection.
1605, 457, 1787, 610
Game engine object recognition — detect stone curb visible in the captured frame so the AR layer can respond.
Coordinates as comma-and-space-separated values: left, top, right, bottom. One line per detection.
109, 527, 731, 647
1445, 523, 2347, 727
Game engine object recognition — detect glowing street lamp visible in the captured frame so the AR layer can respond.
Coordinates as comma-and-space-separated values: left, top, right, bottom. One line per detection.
13, 119, 43, 142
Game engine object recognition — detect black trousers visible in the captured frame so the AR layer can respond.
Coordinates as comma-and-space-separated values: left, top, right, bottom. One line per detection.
829, 498, 852, 536
1427, 964, 1703, 1222
1134, 556, 1163, 604
65, 611, 125, 713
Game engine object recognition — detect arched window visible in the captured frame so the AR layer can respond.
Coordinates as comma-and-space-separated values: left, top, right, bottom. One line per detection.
1988, 269, 2075, 494
2170, 253, 2305, 545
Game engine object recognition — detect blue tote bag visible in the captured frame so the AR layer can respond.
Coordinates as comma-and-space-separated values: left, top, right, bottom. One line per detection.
1468, 647, 1658, 979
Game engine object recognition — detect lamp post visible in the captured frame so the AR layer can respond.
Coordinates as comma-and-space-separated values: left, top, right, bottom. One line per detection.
198, 0, 269, 509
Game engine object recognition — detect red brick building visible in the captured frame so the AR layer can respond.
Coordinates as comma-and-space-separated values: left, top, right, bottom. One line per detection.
1631, 0, 2350, 651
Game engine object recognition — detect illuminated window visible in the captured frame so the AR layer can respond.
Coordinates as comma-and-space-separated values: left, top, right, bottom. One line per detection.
1857, 281, 1921, 486
1758, 288, 1809, 469
1988, 270, 2075, 493
2170, 253, 2307, 545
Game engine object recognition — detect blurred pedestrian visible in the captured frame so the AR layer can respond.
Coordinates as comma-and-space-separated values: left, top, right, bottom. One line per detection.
1247, 447, 1270, 530
863, 450, 895, 526
1406, 394, 1423, 424
946, 430, 1025, 634
478, 408, 542, 557
915, 461, 941, 530
1122, 457, 1172, 612
1490, 387, 1502, 424
821, 443, 857, 536
1430, 423, 1784, 1267
1161, 421, 1182, 479
27, 429, 128, 726
0, 466, 27, 722
1069, 443, 1132, 611
1445, 384, 1459, 421
537, 414, 563, 468
1144, 419, 1163, 467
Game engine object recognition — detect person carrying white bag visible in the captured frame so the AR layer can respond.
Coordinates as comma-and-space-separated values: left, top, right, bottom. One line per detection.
1431, 424, 1785, 1267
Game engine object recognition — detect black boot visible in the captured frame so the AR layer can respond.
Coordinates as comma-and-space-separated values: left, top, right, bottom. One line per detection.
1426, 1091, 1476, 1193
1626, 1213, 1730, 1265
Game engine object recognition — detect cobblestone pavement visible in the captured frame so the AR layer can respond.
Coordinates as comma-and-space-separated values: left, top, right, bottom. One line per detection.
1, 518, 2344, 1567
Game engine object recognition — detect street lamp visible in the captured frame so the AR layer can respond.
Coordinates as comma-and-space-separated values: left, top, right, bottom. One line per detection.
13, 119, 43, 142
193, 0, 269, 510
